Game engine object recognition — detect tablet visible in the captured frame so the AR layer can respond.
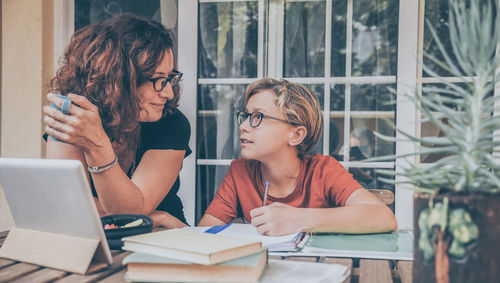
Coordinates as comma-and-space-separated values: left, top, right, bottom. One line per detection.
0, 158, 113, 266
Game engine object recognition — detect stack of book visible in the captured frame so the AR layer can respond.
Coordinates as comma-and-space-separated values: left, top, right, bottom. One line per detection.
121, 229, 267, 282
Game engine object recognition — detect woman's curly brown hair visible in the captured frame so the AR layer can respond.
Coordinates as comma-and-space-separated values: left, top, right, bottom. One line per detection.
50, 14, 179, 147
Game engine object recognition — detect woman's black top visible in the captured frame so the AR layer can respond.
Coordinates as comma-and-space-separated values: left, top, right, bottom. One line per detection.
46, 109, 192, 224
129, 109, 192, 224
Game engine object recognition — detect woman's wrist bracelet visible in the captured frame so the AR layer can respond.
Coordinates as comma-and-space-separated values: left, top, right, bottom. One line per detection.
87, 155, 118, 173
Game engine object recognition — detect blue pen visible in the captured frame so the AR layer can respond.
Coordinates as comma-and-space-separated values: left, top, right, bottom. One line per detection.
262, 181, 270, 206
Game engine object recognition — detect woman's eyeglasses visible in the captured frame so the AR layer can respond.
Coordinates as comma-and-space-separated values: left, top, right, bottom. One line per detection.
236, 111, 301, 128
150, 70, 183, 92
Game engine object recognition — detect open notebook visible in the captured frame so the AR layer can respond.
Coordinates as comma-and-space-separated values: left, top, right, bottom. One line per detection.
186, 223, 309, 252
189, 223, 413, 260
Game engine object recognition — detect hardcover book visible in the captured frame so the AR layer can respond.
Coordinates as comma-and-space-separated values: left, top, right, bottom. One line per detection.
122, 229, 262, 265
123, 249, 268, 282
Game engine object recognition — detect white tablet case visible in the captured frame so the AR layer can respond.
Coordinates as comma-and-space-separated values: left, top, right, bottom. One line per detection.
0, 158, 113, 274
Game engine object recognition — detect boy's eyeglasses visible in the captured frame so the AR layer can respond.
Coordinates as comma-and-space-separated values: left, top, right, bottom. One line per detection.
149, 70, 183, 92
236, 111, 301, 128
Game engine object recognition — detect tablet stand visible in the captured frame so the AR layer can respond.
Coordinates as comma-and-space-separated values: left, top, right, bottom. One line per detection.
0, 227, 109, 274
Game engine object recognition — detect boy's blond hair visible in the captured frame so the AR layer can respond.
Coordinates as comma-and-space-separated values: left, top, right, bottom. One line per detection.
245, 78, 323, 158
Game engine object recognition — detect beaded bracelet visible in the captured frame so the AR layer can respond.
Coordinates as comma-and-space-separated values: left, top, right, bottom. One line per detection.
87, 155, 118, 173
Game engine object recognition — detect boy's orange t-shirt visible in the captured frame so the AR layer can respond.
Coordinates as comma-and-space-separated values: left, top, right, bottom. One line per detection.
204, 154, 362, 224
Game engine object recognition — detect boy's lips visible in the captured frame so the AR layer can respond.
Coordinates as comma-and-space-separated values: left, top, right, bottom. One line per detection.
240, 138, 253, 144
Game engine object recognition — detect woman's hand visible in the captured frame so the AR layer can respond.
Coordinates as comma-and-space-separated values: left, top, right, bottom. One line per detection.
250, 202, 301, 236
43, 93, 111, 153
150, 210, 188, 228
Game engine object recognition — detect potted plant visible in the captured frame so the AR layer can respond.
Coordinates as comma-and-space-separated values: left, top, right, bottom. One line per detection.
370, 0, 500, 282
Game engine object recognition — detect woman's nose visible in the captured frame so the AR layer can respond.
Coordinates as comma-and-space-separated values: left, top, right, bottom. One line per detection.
159, 83, 175, 101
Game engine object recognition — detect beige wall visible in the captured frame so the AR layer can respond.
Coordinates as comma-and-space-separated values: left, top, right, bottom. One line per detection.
0, 0, 54, 231
1, 0, 53, 157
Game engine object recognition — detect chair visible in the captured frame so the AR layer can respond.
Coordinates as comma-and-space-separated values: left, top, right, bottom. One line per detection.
368, 189, 395, 206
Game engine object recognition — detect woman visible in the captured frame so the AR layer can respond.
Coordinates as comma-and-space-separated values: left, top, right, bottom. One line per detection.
43, 14, 190, 228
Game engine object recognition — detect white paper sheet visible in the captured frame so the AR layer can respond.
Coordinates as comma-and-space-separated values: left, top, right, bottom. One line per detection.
260, 259, 350, 283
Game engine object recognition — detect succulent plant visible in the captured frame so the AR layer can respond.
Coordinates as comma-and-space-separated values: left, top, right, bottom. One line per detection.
367, 3, 499, 279
372, 0, 500, 195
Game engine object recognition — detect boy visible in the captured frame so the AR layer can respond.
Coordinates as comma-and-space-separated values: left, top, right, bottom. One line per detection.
199, 78, 397, 236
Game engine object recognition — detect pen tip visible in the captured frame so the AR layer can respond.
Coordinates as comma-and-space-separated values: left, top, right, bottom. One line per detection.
265, 181, 269, 185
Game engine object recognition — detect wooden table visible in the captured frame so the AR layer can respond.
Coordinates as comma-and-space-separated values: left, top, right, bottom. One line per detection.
0, 231, 413, 283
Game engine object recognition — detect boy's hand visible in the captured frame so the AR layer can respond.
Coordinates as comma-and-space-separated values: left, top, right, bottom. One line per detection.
250, 202, 300, 236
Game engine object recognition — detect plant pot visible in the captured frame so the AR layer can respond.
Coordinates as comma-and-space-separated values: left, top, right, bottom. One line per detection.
413, 193, 500, 283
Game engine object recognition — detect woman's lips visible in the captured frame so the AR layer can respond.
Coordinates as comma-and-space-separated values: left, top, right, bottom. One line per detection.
151, 103, 165, 109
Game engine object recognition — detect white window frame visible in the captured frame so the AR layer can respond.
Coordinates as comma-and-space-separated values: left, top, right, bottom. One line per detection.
394, 0, 419, 230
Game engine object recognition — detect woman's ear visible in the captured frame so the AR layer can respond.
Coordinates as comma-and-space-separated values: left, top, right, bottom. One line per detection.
288, 126, 307, 146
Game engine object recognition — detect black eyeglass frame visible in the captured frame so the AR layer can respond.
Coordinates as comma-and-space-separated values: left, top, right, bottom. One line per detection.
149, 70, 183, 92
236, 111, 301, 128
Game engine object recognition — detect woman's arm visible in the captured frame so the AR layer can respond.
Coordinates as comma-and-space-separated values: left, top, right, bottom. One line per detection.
44, 93, 186, 217
150, 210, 187, 228
250, 188, 398, 236
46, 138, 185, 215
93, 149, 185, 215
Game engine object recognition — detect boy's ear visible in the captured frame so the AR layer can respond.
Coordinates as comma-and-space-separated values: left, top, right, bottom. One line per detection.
288, 126, 307, 146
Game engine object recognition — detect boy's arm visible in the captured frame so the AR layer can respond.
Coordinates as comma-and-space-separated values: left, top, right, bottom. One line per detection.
250, 188, 397, 236
197, 162, 244, 226
198, 214, 227, 226
306, 188, 397, 233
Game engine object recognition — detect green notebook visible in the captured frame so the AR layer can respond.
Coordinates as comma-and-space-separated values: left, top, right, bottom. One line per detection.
190, 224, 413, 260
284, 231, 414, 260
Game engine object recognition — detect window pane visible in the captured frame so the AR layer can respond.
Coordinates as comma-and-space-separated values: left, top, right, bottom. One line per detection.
332, 84, 395, 161
351, 84, 395, 111
74, 0, 178, 58
198, 1, 259, 78
422, 0, 459, 77
196, 165, 230, 223
329, 85, 346, 160
331, 0, 347, 77
350, 84, 396, 158
351, 116, 395, 159
283, 0, 326, 77
75, 0, 163, 30
351, 0, 399, 76
350, 170, 394, 209
197, 84, 247, 160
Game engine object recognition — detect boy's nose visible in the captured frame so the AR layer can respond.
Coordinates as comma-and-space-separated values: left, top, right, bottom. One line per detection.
239, 117, 251, 132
